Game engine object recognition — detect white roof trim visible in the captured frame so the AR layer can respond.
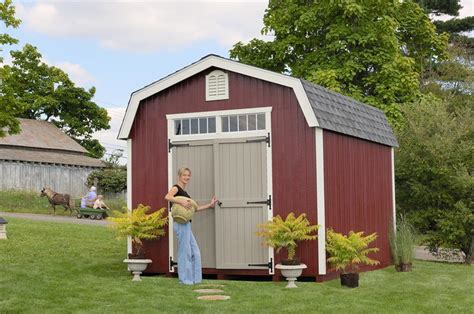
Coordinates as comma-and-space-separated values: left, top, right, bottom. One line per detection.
118, 55, 319, 139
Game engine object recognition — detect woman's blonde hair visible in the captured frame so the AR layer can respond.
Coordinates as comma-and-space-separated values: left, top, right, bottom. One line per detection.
177, 166, 191, 177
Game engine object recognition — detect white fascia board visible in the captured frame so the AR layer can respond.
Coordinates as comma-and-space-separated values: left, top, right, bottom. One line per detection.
118, 56, 318, 139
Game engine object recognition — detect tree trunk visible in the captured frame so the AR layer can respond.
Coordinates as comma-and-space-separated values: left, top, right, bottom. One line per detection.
467, 236, 474, 264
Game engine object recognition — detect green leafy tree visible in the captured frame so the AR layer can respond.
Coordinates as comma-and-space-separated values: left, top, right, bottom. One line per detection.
230, 0, 448, 127
1, 44, 110, 157
87, 150, 126, 193
395, 95, 473, 262
414, 0, 462, 16
0, 0, 21, 137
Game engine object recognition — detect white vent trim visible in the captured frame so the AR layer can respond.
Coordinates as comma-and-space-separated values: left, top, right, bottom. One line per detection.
206, 70, 229, 101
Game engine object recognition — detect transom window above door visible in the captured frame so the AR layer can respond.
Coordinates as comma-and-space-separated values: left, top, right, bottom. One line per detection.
167, 107, 271, 141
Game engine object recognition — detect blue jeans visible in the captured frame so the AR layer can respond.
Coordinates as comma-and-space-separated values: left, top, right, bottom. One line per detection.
173, 222, 202, 285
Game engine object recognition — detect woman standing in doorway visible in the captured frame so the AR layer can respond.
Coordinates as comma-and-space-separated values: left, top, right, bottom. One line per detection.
165, 167, 217, 285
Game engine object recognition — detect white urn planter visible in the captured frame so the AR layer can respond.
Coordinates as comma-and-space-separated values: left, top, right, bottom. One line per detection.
123, 259, 152, 281
275, 263, 307, 288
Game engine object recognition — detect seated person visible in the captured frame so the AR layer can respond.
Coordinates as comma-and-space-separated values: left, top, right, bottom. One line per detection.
93, 195, 109, 210
80, 186, 97, 208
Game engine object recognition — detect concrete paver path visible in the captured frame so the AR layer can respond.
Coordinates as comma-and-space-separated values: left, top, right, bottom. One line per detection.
0, 211, 108, 226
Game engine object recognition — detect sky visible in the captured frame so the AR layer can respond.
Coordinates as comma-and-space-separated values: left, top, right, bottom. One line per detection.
3, 0, 473, 164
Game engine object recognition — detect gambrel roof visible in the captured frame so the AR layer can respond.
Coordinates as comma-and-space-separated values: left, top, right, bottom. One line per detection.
119, 55, 398, 147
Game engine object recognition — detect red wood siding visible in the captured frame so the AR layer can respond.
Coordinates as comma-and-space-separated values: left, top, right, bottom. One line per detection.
323, 130, 393, 274
129, 69, 318, 275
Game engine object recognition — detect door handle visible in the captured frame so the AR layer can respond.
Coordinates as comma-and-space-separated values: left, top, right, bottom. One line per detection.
217, 201, 222, 207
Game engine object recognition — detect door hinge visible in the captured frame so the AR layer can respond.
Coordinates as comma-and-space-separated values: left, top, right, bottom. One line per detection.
168, 139, 190, 153
247, 195, 271, 210
170, 256, 178, 268
246, 133, 271, 147
248, 258, 273, 273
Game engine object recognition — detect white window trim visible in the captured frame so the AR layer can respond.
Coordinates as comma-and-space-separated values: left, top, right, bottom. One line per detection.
167, 107, 272, 142
206, 70, 229, 101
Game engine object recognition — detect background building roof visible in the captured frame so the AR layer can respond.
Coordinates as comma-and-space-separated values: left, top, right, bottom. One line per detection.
0, 119, 103, 167
0, 119, 87, 153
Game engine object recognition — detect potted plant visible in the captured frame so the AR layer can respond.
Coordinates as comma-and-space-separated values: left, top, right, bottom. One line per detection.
389, 215, 416, 272
326, 229, 379, 288
257, 213, 319, 288
107, 204, 168, 281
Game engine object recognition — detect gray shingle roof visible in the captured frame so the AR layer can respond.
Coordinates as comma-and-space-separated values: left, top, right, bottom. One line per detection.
0, 147, 104, 168
0, 119, 104, 167
301, 79, 398, 147
0, 119, 88, 153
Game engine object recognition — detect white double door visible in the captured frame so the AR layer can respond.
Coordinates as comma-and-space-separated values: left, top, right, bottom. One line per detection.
170, 137, 272, 271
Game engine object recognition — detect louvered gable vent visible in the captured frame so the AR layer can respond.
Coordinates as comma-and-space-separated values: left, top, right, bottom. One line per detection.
206, 70, 229, 101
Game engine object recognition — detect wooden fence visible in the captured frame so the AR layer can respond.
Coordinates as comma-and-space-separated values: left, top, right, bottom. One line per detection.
0, 160, 98, 197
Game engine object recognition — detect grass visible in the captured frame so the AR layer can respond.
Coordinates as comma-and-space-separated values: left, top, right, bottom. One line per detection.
0, 218, 473, 313
0, 190, 126, 216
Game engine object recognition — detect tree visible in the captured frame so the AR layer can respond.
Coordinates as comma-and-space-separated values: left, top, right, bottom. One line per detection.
395, 95, 473, 263
230, 0, 448, 127
0, 0, 21, 137
87, 150, 127, 193
414, 0, 462, 16
1, 44, 110, 157
415, 0, 474, 52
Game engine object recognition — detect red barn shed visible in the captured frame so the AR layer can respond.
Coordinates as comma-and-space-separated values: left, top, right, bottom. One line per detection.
118, 55, 398, 281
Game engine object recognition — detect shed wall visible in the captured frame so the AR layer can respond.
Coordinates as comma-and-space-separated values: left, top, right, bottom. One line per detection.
130, 69, 319, 275
323, 130, 393, 274
0, 160, 95, 197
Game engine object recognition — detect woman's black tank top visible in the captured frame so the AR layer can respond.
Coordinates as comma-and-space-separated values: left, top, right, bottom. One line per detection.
173, 184, 191, 198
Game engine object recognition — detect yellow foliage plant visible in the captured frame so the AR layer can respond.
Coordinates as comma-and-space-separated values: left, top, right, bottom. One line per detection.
326, 229, 380, 273
257, 213, 319, 263
107, 204, 168, 256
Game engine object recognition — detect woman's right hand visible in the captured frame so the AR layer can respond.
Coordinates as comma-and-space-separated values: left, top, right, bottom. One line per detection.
180, 199, 192, 209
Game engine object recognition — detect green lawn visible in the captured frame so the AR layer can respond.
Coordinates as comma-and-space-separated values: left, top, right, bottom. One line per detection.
0, 218, 472, 313
0, 190, 126, 215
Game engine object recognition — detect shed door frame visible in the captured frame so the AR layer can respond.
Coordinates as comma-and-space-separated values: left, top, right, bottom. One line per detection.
167, 107, 274, 274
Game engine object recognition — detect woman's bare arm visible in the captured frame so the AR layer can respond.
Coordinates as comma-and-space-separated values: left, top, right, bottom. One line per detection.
164, 187, 192, 208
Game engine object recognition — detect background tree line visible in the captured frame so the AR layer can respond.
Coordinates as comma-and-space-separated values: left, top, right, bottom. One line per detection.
230, 0, 472, 262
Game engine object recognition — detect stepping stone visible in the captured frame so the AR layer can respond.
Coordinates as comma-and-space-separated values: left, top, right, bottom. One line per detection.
197, 295, 231, 301
197, 284, 225, 288
193, 289, 224, 294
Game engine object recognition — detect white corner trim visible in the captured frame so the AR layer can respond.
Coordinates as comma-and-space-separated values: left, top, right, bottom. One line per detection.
391, 148, 396, 231
126, 139, 132, 256
118, 55, 318, 139
266, 110, 274, 275
167, 119, 175, 272
315, 128, 326, 275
